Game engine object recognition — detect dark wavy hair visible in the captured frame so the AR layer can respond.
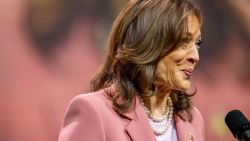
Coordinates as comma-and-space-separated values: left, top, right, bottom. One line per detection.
91, 0, 202, 122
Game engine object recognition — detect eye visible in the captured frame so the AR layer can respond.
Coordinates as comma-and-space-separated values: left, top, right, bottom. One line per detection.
179, 37, 192, 49
195, 40, 203, 50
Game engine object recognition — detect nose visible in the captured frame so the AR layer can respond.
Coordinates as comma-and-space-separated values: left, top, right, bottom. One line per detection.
187, 45, 199, 64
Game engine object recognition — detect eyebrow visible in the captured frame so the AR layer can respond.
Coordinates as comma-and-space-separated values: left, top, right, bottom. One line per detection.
196, 34, 202, 40
186, 31, 201, 40
184, 32, 201, 41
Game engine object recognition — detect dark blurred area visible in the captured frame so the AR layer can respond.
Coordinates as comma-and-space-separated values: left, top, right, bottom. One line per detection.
25, 0, 113, 56
0, 0, 249, 141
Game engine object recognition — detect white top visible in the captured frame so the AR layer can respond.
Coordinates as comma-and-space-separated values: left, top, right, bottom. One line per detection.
149, 118, 178, 141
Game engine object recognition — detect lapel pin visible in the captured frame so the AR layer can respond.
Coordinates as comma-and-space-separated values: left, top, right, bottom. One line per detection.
188, 131, 194, 141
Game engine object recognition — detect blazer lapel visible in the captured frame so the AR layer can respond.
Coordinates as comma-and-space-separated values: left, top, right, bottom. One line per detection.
121, 96, 156, 141
174, 114, 197, 141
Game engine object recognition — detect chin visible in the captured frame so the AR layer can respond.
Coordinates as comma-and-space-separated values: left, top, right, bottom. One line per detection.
176, 81, 191, 91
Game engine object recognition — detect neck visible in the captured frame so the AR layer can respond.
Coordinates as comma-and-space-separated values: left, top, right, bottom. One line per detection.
142, 89, 171, 118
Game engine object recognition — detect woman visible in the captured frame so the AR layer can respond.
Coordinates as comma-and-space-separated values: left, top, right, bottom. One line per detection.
58, 0, 204, 141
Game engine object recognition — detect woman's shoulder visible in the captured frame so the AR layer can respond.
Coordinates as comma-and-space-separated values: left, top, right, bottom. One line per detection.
71, 85, 115, 104
62, 89, 113, 125
68, 89, 111, 110
59, 90, 111, 141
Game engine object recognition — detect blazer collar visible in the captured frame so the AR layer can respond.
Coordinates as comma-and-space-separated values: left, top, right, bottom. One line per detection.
174, 113, 196, 141
103, 85, 137, 120
123, 96, 157, 141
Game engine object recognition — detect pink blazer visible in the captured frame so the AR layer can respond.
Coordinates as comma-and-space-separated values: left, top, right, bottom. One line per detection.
58, 88, 204, 141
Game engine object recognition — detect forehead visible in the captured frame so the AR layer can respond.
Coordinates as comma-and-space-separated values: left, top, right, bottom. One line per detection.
187, 14, 201, 38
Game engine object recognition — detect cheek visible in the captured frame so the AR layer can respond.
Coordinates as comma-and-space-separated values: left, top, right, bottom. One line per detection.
155, 60, 191, 91
155, 61, 179, 87
168, 49, 188, 65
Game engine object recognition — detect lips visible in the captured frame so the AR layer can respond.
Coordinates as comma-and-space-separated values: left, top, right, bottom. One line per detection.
181, 69, 193, 77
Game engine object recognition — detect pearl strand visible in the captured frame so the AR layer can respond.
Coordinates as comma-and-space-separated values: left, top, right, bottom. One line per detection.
139, 96, 174, 136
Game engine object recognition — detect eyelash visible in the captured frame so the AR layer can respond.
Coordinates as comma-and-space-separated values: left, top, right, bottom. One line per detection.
195, 40, 203, 49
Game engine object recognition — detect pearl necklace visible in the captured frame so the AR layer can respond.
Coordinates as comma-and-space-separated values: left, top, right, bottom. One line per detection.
139, 96, 174, 136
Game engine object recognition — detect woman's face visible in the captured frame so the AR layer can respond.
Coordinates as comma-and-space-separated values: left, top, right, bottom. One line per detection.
155, 14, 201, 91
